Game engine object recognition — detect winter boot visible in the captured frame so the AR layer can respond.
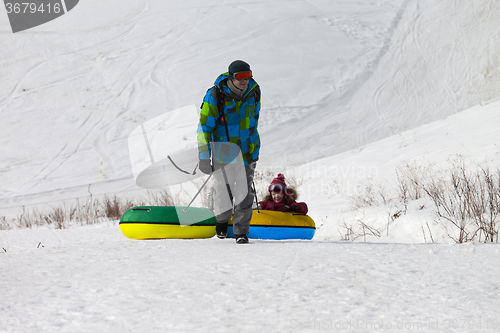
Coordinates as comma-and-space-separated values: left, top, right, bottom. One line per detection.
216, 222, 228, 239
235, 234, 249, 244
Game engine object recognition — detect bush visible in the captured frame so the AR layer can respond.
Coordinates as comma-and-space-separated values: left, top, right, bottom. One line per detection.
416, 163, 500, 243
4, 190, 179, 229
347, 158, 500, 243
349, 181, 390, 210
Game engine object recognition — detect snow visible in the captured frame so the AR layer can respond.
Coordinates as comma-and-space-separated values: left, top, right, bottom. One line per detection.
2, 225, 500, 332
1, 0, 500, 332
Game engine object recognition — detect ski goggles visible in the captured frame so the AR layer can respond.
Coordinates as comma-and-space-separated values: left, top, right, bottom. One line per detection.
232, 71, 252, 81
269, 183, 286, 193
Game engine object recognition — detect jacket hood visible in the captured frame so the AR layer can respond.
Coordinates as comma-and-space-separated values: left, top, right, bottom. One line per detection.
214, 73, 230, 88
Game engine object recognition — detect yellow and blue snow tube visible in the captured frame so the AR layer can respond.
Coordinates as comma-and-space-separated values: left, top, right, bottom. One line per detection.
228, 210, 316, 240
119, 206, 216, 240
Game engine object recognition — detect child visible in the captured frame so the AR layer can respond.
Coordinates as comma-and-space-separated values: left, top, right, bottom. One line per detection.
258, 174, 308, 214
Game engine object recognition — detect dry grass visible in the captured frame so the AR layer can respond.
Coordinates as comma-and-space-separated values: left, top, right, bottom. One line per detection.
0, 190, 179, 230
348, 159, 500, 243
349, 181, 391, 210
416, 163, 500, 243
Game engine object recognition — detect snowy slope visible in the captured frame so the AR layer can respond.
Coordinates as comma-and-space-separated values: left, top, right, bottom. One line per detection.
0, 0, 407, 199
0, 0, 499, 238
2, 1, 500, 332
260, 0, 500, 166
0, 0, 406, 213
1, 0, 499, 208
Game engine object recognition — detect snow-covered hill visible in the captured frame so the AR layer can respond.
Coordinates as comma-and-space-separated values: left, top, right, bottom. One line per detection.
258, 0, 500, 166
1, 0, 499, 241
1, 1, 500, 331
1, 0, 499, 208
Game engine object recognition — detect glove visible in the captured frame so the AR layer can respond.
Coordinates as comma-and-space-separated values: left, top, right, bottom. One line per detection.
281, 205, 297, 212
198, 159, 213, 175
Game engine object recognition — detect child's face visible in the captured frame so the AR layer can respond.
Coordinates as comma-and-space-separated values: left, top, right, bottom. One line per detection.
271, 192, 284, 203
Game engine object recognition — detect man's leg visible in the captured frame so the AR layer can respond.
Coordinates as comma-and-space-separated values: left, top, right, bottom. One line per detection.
232, 162, 256, 237
213, 166, 233, 238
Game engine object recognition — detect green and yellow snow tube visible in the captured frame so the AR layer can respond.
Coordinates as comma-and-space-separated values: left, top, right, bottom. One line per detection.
119, 206, 216, 240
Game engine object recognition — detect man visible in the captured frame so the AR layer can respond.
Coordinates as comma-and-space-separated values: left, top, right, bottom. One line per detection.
197, 60, 261, 244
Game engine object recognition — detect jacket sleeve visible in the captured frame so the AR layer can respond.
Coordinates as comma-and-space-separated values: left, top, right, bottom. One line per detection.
294, 202, 308, 214
286, 199, 308, 214
197, 87, 220, 160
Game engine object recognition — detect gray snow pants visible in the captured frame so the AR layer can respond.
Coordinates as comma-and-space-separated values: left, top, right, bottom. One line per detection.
213, 162, 256, 235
